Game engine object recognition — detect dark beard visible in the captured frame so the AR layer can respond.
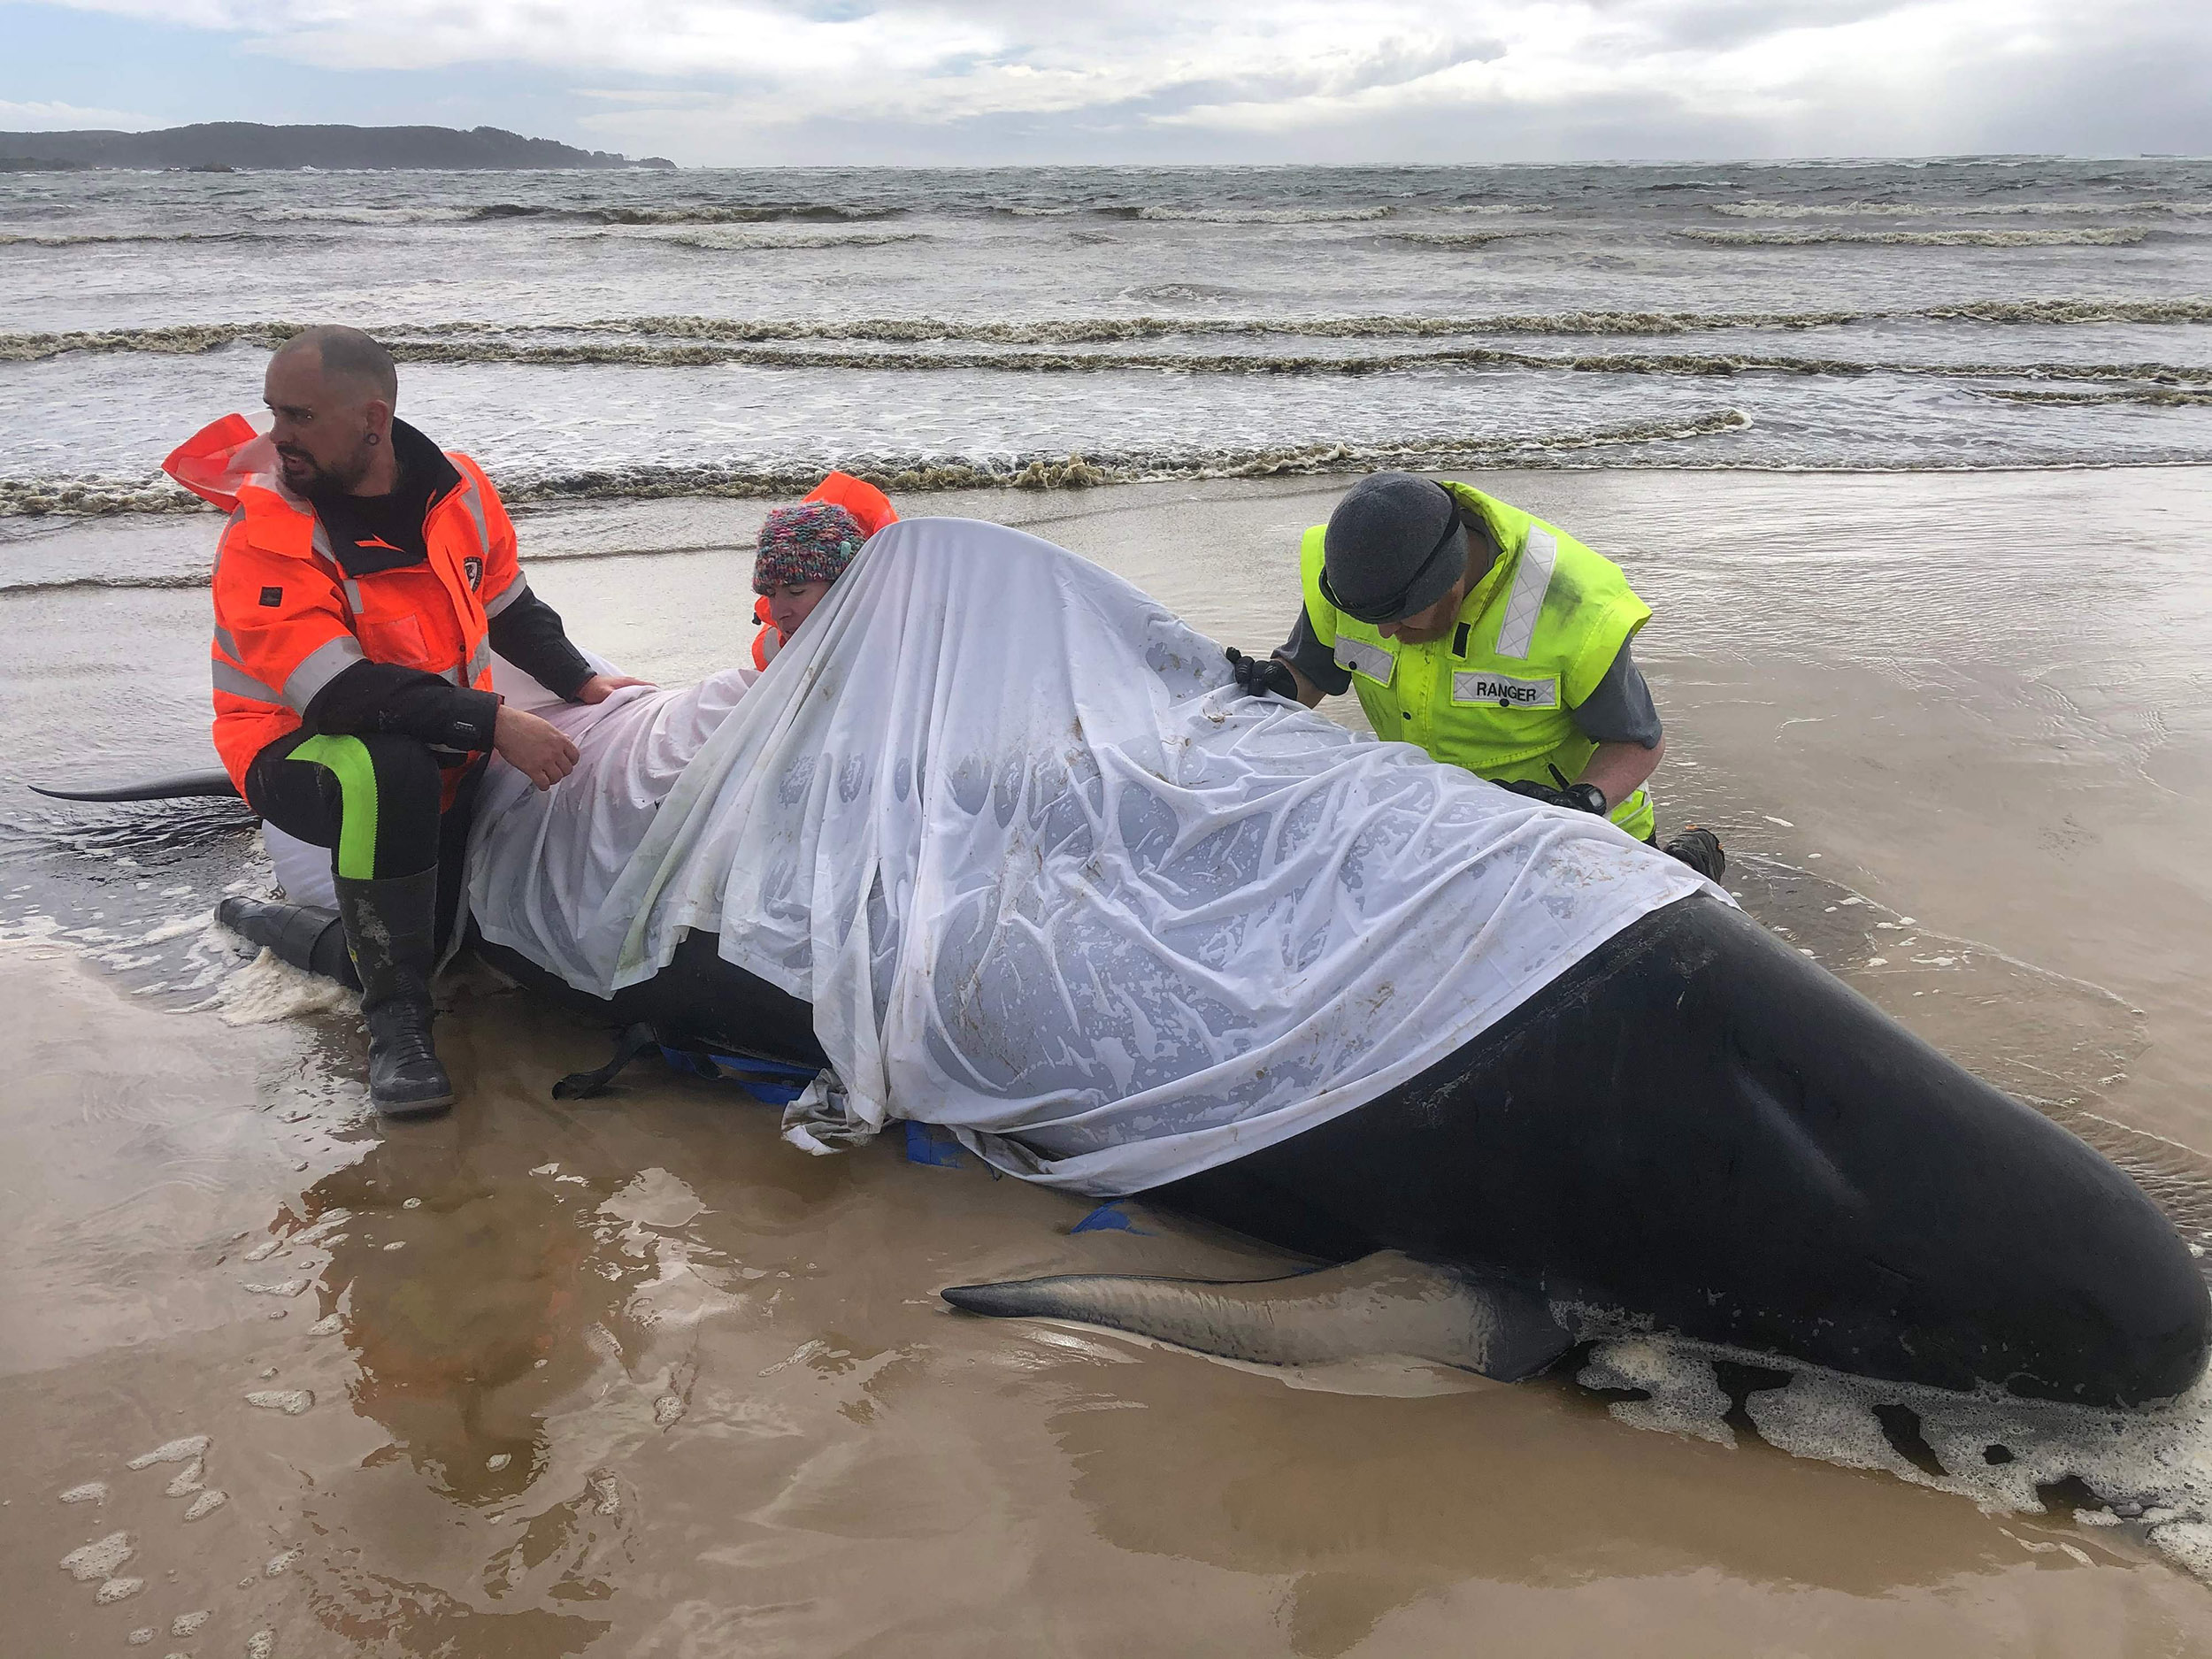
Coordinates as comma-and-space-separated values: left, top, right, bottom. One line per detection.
287, 441, 375, 496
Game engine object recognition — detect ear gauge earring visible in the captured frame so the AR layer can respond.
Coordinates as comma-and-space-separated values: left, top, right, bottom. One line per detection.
365, 433, 380, 446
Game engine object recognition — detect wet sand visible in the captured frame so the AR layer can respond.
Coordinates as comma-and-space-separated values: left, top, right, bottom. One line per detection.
8, 466, 2212, 1654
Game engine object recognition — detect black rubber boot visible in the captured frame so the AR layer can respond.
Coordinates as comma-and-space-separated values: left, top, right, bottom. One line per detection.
215, 895, 361, 989
335, 866, 456, 1120
1661, 826, 1726, 882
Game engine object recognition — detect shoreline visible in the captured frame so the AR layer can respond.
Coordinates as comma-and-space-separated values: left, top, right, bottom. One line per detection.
11, 454, 2212, 539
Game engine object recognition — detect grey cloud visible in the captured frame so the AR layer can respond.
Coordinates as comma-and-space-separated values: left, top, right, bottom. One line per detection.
1093, 35, 1510, 123
1581, 0, 1916, 56
34, 0, 2212, 163
591, 22, 2212, 168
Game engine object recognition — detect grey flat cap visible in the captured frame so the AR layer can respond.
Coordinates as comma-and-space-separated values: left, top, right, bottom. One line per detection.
1321, 473, 1464, 624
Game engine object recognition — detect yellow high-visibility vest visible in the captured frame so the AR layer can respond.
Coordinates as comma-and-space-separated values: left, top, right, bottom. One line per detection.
1299, 482, 1656, 840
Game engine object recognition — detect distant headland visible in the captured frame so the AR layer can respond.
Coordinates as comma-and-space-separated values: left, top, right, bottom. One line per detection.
0, 123, 677, 172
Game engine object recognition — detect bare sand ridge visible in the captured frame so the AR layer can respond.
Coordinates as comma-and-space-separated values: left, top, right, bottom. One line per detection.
7, 467, 2212, 1653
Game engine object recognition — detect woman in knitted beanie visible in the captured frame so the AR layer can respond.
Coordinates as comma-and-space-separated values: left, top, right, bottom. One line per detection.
750, 474, 898, 668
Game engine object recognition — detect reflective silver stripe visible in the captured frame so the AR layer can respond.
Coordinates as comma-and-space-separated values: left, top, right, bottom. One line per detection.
433, 643, 491, 688
482, 572, 529, 618
280, 635, 366, 711
1493, 527, 1557, 661
1333, 635, 1394, 685
211, 657, 285, 705
303, 519, 368, 617
454, 475, 489, 554
211, 509, 255, 665
210, 506, 247, 588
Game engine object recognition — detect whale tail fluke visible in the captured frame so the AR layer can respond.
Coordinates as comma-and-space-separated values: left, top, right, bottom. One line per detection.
31, 769, 241, 803
942, 1250, 1575, 1383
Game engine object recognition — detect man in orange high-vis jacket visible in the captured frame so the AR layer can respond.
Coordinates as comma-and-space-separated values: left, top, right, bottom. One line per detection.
174, 326, 647, 1118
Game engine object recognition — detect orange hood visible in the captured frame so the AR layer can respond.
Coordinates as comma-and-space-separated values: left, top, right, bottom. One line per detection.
162, 413, 288, 512
803, 470, 898, 537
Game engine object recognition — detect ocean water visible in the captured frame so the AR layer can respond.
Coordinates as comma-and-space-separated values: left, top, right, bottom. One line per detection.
2, 157, 2211, 517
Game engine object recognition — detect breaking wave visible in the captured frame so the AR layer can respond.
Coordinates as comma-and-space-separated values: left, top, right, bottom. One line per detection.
312, 343, 2212, 385
253, 205, 487, 225
0, 568, 211, 594
7, 299, 2207, 365
518, 412, 1756, 495
611, 229, 933, 251
1383, 230, 1540, 248
1679, 227, 2150, 248
0, 231, 298, 247
7, 321, 2205, 387
1974, 386, 2212, 408
1123, 206, 1394, 224
614, 311, 1873, 344
0, 410, 1753, 519
566, 204, 906, 226
1118, 282, 1240, 303
1923, 297, 2212, 324
1714, 199, 2212, 219
253, 202, 903, 227
1, 320, 378, 360
0, 477, 206, 517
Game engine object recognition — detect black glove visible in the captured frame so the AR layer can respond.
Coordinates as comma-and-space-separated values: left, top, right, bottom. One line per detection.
1225, 646, 1297, 701
1496, 777, 1572, 809
1497, 776, 1609, 816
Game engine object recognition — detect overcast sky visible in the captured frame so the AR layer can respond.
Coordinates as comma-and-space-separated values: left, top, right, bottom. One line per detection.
4, 0, 2208, 165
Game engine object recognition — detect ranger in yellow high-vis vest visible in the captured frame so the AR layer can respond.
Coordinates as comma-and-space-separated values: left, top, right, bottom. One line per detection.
1226, 472, 1721, 875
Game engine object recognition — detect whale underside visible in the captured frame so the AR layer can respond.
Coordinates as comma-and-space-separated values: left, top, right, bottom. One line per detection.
478, 892, 2212, 1409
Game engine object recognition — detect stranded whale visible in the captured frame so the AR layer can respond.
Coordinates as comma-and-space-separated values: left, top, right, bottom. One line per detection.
50, 518, 2212, 1408
472, 892, 2211, 1407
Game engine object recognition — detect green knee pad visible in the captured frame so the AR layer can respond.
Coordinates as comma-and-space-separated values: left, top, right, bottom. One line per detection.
288, 733, 380, 881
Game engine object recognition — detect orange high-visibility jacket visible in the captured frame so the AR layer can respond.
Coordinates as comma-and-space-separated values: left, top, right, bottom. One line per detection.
165, 414, 516, 795
750, 472, 898, 670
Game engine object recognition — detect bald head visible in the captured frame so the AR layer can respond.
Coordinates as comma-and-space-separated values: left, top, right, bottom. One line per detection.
264, 326, 401, 496
273, 325, 398, 407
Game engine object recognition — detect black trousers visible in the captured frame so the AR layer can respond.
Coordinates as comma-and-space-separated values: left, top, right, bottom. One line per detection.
244, 729, 482, 951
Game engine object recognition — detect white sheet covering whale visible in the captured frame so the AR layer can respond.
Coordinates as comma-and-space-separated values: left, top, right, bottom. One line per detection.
462, 518, 1710, 1193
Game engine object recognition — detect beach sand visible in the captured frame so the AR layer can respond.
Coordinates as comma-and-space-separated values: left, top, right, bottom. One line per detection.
7, 465, 2212, 1654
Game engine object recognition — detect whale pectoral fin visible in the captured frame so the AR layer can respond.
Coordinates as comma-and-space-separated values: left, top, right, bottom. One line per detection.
30, 769, 242, 803
941, 1250, 1575, 1383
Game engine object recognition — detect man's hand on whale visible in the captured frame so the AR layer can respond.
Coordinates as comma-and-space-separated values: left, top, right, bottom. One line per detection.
577, 672, 654, 704
492, 674, 654, 789
494, 704, 581, 791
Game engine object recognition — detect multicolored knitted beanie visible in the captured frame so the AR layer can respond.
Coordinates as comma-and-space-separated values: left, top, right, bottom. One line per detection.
752, 501, 866, 594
